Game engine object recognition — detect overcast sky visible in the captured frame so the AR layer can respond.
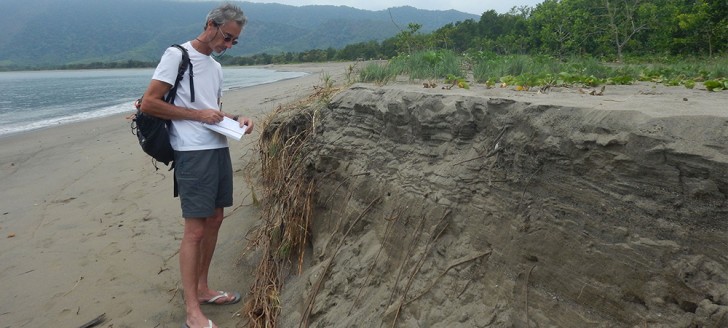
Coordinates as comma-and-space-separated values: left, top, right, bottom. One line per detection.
241, 0, 544, 15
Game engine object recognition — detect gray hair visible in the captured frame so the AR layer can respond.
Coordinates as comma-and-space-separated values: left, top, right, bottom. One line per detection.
205, 3, 247, 29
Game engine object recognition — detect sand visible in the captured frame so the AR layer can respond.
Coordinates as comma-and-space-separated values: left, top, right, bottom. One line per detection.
271, 80, 728, 327
2, 61, 727, 327
0, 62, 354, 328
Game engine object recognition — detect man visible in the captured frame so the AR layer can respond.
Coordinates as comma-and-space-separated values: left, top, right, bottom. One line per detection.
140, 3, 253, 328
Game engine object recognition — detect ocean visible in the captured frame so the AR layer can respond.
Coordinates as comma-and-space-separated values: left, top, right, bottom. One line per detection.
0, 67, 307, 136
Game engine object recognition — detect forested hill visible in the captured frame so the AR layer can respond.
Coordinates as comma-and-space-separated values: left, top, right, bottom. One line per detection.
0, 0, 477, 68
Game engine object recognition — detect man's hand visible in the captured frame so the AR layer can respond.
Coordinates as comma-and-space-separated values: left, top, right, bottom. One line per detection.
237, 116, 254, 134
197, 109, 225, 124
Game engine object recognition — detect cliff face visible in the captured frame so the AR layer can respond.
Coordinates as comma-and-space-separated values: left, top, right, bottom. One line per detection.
277, 83, 728, 327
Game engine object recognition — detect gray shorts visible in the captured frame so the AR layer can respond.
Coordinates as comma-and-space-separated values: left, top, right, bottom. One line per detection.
174, 148, 233, 218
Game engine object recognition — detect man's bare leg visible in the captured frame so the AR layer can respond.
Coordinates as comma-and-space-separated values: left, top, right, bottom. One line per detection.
180, 217, 217, 328
195, 208, 236, 303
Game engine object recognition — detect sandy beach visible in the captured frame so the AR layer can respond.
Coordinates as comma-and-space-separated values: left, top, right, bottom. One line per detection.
0, 62, 353, 328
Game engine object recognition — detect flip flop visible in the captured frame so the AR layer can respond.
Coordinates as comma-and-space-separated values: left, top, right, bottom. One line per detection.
183, 319, 214, 328
200, 290, 241, 305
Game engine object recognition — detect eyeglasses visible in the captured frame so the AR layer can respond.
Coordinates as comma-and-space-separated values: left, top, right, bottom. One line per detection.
217, 26, 238, 45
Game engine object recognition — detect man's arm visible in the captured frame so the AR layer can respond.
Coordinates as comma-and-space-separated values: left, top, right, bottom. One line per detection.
140, 79, 223, 124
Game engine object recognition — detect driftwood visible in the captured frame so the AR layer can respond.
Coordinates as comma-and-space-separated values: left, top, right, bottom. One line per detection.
78, 313, 106, 328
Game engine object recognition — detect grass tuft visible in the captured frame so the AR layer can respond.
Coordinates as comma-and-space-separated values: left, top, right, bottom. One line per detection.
242, 77, 341, 328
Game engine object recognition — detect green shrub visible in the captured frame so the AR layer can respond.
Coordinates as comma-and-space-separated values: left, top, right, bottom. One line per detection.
391, 50, 463, 80
359, 62, 395, 84
361, 53, 726, 90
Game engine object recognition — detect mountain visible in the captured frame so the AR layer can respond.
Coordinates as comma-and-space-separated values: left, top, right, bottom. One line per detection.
0, 0, 478, 68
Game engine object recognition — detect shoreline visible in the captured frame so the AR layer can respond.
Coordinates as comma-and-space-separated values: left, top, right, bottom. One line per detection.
0, 61, 353, 327
0, 62, 353, 139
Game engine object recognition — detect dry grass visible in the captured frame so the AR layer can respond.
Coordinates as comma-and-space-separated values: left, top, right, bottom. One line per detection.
241, 81, 341, 328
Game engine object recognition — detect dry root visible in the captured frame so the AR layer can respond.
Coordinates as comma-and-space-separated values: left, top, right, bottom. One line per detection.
242, 82, 340, 328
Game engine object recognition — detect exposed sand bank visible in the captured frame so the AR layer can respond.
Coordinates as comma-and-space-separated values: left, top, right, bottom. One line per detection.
267, 81, 728, 327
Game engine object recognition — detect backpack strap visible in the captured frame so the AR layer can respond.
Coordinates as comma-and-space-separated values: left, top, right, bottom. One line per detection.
165, 44, 195, 104
165, 44, 192, 199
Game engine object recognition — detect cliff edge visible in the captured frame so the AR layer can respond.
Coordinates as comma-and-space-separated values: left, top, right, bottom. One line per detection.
269, 82, 728, 327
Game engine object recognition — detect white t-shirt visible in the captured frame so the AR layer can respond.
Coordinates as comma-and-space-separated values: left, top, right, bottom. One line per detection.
152, 42, 228, 151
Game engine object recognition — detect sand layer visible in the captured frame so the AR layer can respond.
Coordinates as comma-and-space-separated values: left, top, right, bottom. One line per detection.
271, 81, 728, 327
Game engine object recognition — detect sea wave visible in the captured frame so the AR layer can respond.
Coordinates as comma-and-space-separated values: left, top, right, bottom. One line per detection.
0, 100, 134, 136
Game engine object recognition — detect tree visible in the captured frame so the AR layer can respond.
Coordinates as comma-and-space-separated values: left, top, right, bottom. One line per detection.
600, 0, 652, 61
336, 41, 382, 60
677, 0, 728, 56
629, 0, 680, 55
478, 10, 503, 39
393, 23, 426, 54
446, 20, 480, 52
529, 0, 586, 57
494, 7, 532, 54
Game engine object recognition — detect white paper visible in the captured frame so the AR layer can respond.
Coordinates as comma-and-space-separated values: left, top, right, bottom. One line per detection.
205, 117, 247, 140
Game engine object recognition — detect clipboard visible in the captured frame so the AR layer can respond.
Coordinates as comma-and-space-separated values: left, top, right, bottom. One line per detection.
205, 117, 247, 140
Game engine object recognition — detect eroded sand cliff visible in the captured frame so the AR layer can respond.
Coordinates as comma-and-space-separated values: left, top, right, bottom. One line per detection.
269, 82, 728, 327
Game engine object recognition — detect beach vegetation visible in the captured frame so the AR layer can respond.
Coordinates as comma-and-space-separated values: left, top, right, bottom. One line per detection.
444, 74, 470, 89
390, 50, 463, 80
355, 51, 727, 91
358, 50, 464, 85
243, 76, 341, 328
703, 79, 728, 92
359, 62, 395, 85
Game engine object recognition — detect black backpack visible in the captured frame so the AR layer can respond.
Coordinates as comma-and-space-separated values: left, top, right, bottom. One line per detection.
131, 44, 195, 169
